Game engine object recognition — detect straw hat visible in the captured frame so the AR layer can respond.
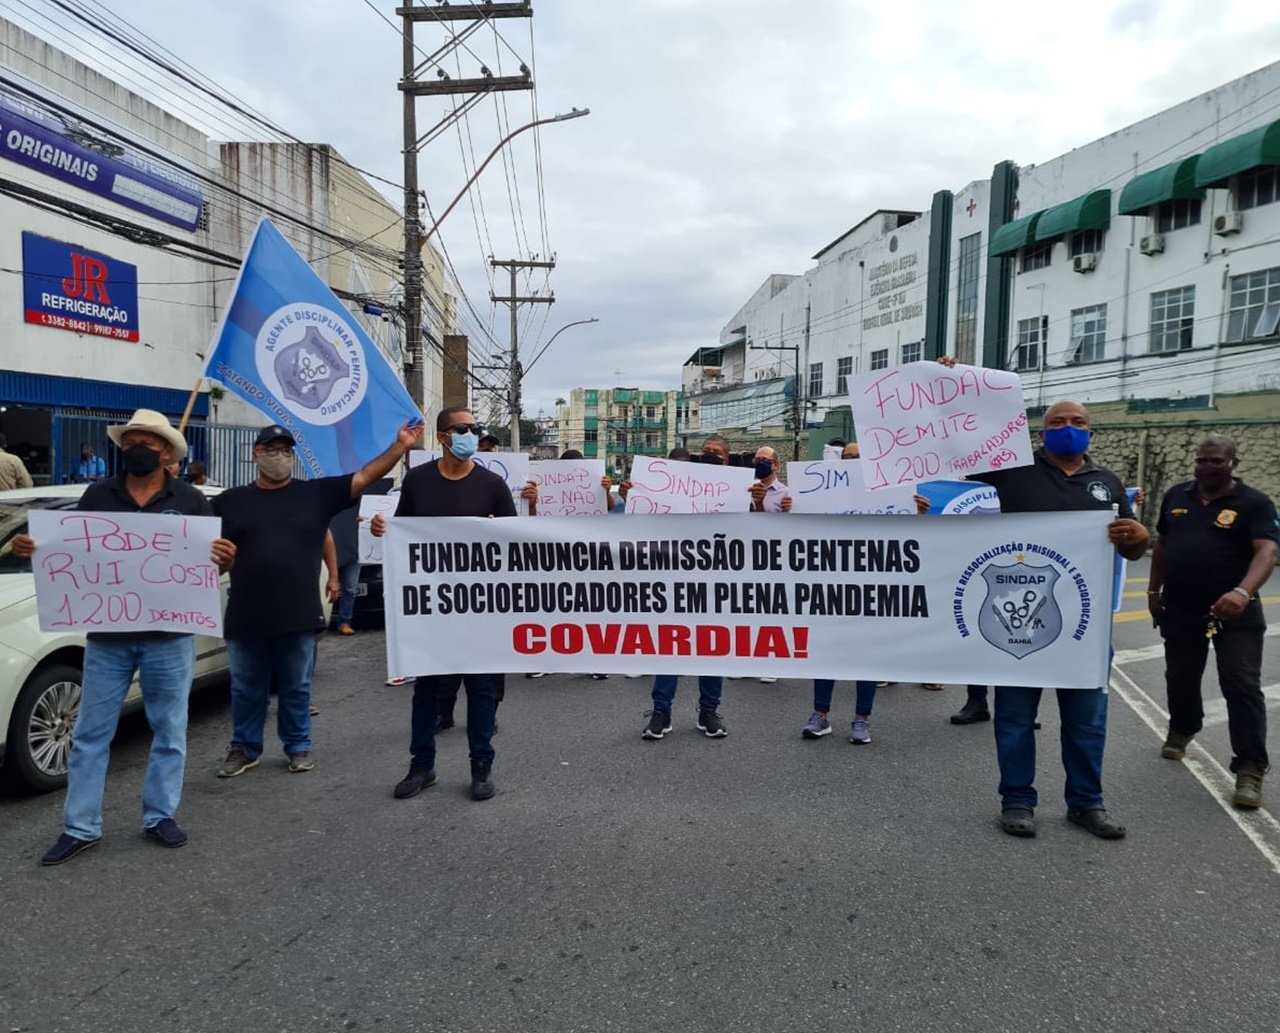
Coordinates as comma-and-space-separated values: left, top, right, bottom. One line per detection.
106, 408, 188, 461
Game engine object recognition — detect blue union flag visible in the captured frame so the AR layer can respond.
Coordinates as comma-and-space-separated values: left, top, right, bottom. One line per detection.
204, 217, 421, 476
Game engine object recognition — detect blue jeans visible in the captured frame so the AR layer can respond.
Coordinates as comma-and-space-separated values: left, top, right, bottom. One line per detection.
336, 560, 360, 624
812, 680, 877, 716
411, 674, 498, 771
64, 635, 195, 840
994, 686, 1108, 809
651, 675, 723, 713
226, 632, 316, 759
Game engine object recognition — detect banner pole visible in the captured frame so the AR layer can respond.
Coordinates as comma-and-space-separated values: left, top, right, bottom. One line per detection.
177, 378, 203, 435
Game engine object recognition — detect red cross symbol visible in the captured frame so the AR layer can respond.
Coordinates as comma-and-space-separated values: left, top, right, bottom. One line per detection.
966, 199, 978, 217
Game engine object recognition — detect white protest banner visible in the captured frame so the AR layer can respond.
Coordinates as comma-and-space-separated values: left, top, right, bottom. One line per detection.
383, 511, 1115, 687
470, 452, 530, 493
358, 493, 399, 563
848, 361, 1033, 490
624, 456, 755, 514
822, 444, 844, 463
29, 510, 223, 635
785, 461, 917, 515
529, 459, 608, 516
407, 450, 443, 469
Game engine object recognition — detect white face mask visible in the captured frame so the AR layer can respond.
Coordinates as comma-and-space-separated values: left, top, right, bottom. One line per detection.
255, 453, 294, 482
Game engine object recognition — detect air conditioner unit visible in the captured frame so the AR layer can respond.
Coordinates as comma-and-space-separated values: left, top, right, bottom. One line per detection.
1139, 234, 1166, 255
1213, 211, 1244, 236
1072, 252, 1098, 273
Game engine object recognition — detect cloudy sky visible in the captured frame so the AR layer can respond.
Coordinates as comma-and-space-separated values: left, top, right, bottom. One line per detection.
8, 0, 1280, 420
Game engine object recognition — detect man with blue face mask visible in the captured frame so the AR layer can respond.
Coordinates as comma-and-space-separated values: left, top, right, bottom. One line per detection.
964, 392, 1149, 841
374, 407, 516, 802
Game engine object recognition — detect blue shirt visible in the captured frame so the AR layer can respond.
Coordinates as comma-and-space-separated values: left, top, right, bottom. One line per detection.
77, 455, 106, 481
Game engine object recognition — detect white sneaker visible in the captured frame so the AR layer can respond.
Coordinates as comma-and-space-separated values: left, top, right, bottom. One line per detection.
759, 677, 777, 684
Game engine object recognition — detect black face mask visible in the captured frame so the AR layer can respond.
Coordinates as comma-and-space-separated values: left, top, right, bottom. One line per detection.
122, 444, 161, 476
753, 460, 774, 479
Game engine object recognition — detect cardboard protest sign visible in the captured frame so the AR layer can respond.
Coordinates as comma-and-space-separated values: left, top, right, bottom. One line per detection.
29, 510, 223, 634
529, 459, 608, 516
785, 461, 917, 515
624, 456, 755, 514
382, 511, 1115, 686
848, 361, 1033, 490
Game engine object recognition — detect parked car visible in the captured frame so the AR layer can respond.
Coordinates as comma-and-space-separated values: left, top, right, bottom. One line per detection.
0, 483, 330, 793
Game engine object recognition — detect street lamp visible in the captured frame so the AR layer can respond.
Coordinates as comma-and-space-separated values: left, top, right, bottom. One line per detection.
524, 317, 600, 373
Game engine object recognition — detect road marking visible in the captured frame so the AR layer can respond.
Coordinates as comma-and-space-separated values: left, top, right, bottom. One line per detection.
1108, 664, 1280, 878
1202, 684, 1280, 728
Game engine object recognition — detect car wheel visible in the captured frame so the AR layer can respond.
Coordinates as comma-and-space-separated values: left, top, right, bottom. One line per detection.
6, 664, 82, 793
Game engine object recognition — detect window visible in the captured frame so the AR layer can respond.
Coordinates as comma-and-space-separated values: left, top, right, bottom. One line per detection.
954, 232, 981, 364
1020, 243, 1051, 272
1237, 167, 1280, 211
1067, 304, 1107, 364
901, 340, 923, 364
870, 348, 889, 370
645, 433, 658, 448
1155, 198, 1201, 232
1014, 316, 1043, 371
836, 356, 853, 395
808, 361, 823, 398
584, 429, 598, 443
1149, 286, 1195, 353
1226, 267, 1280, 342
1068, 229, 1104, 258
646, 406, 656, 420
584, 405, 598, 418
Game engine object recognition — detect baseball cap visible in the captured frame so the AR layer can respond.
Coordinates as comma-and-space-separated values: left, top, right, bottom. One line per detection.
254, 424, 297, 448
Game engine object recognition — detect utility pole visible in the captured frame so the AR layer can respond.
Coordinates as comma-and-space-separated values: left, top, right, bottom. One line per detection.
399, 0, 534, 409
491, 257, 554, 449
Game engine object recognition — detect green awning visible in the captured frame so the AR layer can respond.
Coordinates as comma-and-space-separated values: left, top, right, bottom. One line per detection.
1117, 157, 1204, 215
988, 212, 1042, 257
1196, 120, 1280, 188
1035, 189, 1112, 241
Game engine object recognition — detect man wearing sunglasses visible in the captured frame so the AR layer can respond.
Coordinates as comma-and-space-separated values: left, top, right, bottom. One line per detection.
373, 407, 516, 802
214, 420, 422, 780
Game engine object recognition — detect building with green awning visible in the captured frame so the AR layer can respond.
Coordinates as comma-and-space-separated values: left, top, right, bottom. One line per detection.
1117, 156, 1204, 214
1196, 120, 1280, 188
988, 211, 1042, 256
1034, 189, 1112, 241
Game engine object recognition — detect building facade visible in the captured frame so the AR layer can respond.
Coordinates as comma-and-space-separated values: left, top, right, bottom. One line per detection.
557, 386, 679, 475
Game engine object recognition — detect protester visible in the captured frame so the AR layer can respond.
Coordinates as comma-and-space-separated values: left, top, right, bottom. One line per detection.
478, 433, 501, 453
954, 374, 1148, 840
12, 409, 236, 865
214, 420, 421, 779
327, 502, 362, 636
950, 686, 992, 725
75, 443, 106, 483
185, 461, 211, 486
1148, 434, 1278, 809
372, 407, 516, 802
0, 432, 33, 491
749, 446, 791, 513
164, 459, 181, 479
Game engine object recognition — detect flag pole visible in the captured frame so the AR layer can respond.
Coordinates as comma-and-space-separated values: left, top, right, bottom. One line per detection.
177, 378, 203, 435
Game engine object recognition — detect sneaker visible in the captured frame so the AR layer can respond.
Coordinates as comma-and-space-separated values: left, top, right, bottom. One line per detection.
40, 833, 99, 866
385, 676, 410, 686
801, 712, 832, 739
144, 818, 188, 849
950, 700, 991, 725
624, 674, 644, 680
876, 681, 895, 688
217, 748, 259, 778
471, 766, 496, 801
759, 677, 778, 684
921, 683, 945, 691
287, 751, 315, 773
526, 672, 548, 679
1161, 730, 1193, 760
849, 718, 871, 744
337, 623, 355, 636
1233, 765, 1264, 809
393, 766, 438, 799
696, 709, 728, 738
309, 702, 320, 716
435, 713, 455, 732
591, 673, 609, 680
642, 709, 672, 740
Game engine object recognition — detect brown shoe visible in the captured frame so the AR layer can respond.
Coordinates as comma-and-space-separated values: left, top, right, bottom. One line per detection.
1232, 765, 1264, 809
288, 751, 315, 773
338, 623, 355, 636
1161, 730, 1193, 761
217, 748, 259, 778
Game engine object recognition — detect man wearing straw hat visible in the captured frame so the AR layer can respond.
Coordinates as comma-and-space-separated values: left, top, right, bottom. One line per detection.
12, 409, 237, 866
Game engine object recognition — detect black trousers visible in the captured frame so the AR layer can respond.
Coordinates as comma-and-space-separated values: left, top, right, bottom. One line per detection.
434, 674, 505, 715
1162, 606, 1268, 772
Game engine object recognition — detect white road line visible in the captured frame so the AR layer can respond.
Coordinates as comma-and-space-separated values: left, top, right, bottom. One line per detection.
1201, 684, 1280, 728
1113, 621, 1280, 668
1108, 664, 1280, 878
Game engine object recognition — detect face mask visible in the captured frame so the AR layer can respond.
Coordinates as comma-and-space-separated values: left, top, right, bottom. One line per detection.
701, 452, 725, 465
753, 460, 774, 479
255, 453, 294, 482
1042, 425, 1091, 458
447, 431, 479, 461
1195, 463, 1233, 492
122, 444, 161, 476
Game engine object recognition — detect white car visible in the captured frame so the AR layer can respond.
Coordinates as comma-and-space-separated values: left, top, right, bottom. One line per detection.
0, 483, 330, 793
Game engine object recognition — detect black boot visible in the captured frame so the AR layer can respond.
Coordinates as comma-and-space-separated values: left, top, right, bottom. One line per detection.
950, 697, 991, 725
470, 765, 495, 801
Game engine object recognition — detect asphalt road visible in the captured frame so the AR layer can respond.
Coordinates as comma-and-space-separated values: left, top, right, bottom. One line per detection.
3, 557, 1279, 1033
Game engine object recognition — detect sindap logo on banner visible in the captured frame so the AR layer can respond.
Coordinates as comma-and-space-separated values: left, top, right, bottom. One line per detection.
256, 304, 368, 426
952, 541, 1093, 659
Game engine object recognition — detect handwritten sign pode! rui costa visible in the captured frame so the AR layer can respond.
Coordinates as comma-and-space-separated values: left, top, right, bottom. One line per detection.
529, 459, 608, 516
29, 510, 223, 635
624, 456, 755, 514
848, 361, 1033, 490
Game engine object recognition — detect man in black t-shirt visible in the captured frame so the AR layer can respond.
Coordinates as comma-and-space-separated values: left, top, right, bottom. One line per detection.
1148, 435, 1278, 809
213, 420, 421, 778
373, 407, 515, 802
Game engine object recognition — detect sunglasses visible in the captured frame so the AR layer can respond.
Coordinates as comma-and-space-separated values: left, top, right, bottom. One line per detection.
442, 423, 483, 436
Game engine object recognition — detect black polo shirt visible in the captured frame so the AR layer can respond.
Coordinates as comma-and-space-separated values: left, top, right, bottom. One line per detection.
77, 474, 214, 640
970, 448, 1134, 517
1156, 478, 1279, 615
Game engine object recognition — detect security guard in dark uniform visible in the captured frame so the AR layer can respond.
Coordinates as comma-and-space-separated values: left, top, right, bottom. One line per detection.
1147, 434, 1278, 809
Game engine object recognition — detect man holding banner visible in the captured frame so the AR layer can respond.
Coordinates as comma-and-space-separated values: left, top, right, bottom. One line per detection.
13, 409, 236, 865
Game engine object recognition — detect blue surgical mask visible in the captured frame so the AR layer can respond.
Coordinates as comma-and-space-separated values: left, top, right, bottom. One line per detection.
1042, 425, 1091, 458
447, 431, 479, 461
